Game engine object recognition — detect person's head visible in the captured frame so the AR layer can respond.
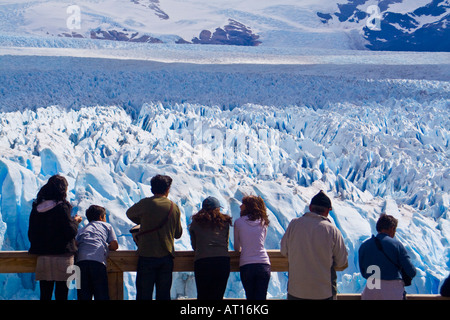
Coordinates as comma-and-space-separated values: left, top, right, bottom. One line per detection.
240, 195, 269, 226
376, 214, 398, 238
192, 197, 232, 229
36, 174, 69, 203
86, 205, 107, 223
151, 175, 172, 196
202, 196, 221, 211
309, 190, 332, 216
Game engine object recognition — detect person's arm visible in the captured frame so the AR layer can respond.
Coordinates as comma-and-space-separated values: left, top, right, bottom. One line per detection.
126, 199, 145, 224
174, 205, 183, 239
109, 240, 119, 251
333, 231, 348, 271
188, 223, 196, 251
28, 206, 38, 245
280, 223, 291, 257
358, 242, 369, 279
60, 203, 80, 241
107, 225, 119, 251
398, 243, 416, 279
234, 220, 241, 252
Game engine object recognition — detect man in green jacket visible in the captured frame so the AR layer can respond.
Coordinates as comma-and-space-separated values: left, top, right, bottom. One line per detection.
127, 174, 183, 300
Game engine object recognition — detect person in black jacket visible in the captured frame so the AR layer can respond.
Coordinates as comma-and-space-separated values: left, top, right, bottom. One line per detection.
441, 274, 450, 297
28, 174, 82, 300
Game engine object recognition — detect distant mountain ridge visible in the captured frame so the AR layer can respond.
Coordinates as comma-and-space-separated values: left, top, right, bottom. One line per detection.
0, 0, 448, 51
317, 0, 450, 51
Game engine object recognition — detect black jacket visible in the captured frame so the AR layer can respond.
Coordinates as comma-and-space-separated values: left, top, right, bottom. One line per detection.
441, 274, 450, 297
28, 201, 78, 255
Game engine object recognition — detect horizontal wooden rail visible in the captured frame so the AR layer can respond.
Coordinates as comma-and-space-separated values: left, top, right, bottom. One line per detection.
0, 250, 287, 273
0, 250, 448, 300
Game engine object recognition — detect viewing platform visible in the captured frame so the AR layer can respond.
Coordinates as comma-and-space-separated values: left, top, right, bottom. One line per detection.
0, 250, 448, 300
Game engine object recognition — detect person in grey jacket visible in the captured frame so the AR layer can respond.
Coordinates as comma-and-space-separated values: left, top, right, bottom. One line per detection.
189, 196, 232, 300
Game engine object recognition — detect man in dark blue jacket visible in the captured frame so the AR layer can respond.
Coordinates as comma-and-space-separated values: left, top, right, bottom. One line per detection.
358, 214, 416, 300
441, 274, 450, 297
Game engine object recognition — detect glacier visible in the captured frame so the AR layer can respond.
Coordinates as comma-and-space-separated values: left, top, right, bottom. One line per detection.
0, 47, 449, 299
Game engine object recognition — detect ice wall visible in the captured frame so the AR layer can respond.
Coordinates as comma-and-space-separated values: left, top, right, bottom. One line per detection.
0, 54, 449, 299
0, 98, 449, 299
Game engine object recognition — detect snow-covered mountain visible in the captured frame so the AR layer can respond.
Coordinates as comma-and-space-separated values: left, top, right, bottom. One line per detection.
317, 0, 450, 51
0, 0, 448, 50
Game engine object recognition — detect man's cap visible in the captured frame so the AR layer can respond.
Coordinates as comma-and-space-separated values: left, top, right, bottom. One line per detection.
310, 190, 332, 209
202, 196, 222, 210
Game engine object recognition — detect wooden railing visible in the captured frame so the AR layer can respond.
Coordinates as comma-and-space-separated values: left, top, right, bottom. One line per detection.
0, 250, 448, 300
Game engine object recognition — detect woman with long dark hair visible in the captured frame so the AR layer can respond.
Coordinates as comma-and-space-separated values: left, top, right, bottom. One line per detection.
28, 174, 82, 300
234, 195, 271, 300
189, 196, 232, 300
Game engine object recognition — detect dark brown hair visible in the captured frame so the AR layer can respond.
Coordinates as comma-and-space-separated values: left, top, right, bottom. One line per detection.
151, 175, 172, 195
191, 207, 232, 229
36, 174, 69, 204
86, 205, 106, 222
376, 214, 398, 232
241, 195, 270, 227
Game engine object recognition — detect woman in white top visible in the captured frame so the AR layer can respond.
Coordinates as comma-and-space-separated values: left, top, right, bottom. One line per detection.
234, 195, 271, 300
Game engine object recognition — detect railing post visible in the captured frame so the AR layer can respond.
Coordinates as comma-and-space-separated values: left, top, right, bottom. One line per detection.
107, 271, 124, 300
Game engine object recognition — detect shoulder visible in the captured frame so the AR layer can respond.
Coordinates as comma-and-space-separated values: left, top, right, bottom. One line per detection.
172, 201, 180, 212
138, 197, 155, 205
382, 235, 405, 250
234, 216, 244, 226
56, 200, 71, 211
53, 201, 72, 216
288, 216, 302, 225
77, 224, 88, 234
361, 235, 374, 245
359, 236, 374, 250
95, 220, 114, 229
189, 219, 199, 230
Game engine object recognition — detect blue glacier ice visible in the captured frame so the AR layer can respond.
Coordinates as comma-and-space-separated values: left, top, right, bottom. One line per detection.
0, 48, 449, 299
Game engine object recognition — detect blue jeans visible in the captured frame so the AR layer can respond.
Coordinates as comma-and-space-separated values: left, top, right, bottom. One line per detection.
76, 260, 110, 300
136, 255, 174, 300
240, 263, 271, 300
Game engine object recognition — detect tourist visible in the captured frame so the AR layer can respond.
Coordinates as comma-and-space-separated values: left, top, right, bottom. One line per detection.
126, 174, 182, 300
76, 205, 118, 300
189, 196, 232, 300
358, 213, 416, 300
234, 195, 271, 300
280, 190, 348, 300
28, 174, 82, 300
